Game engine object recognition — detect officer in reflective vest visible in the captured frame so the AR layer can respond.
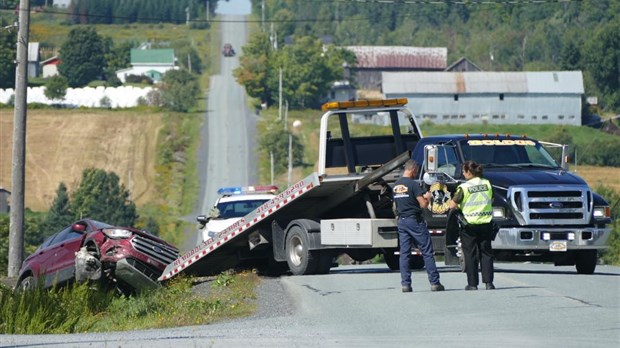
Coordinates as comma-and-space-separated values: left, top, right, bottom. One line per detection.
449, 160, 495, 291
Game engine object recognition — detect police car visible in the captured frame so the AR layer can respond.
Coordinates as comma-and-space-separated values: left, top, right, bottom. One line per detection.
196, 186, 278, 243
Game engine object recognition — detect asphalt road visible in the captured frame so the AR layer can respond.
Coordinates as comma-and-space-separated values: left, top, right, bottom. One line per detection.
2, 262, 619, 347
185, 12, 258, 251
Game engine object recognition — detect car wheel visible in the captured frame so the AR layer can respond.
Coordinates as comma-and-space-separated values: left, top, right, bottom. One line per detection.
16, 275, 35, 292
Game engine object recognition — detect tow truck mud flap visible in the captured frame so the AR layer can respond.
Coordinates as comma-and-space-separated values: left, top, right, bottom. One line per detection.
115, 258, 161, 291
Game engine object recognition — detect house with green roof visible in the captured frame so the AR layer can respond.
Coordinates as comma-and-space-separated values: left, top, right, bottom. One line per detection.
116, 48, 177, 83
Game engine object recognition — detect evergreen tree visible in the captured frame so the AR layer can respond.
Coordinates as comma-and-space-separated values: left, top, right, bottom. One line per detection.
42, 183, 74, 232
71, 168, 138, 227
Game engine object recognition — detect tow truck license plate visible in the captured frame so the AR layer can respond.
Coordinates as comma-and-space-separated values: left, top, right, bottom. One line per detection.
549, 241, 568, 252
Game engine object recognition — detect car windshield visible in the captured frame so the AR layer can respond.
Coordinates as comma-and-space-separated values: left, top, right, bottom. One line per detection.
459, 139, 559, 168
90, 220, 114, 229
216, 199, 270, 219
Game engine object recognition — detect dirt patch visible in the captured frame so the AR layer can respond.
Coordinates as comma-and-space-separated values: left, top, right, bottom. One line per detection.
0, 109, 162, 212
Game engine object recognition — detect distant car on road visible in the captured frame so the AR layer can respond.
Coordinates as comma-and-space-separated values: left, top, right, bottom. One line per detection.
16, 219, 178, 294
222, 43, 236, 57
197, 186, 278, 243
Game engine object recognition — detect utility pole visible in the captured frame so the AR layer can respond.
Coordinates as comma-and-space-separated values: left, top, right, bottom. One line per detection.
206, 0, 209, 21
278, 67, 282, 121
261, 0, 265, 32
8, 0, 30, 278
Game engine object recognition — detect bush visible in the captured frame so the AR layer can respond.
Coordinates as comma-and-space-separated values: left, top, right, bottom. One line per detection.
99, 96, 112, 109
125, 74, 153, 85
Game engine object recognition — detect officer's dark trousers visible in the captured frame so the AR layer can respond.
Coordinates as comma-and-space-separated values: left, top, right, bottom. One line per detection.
461, 223, 494, 287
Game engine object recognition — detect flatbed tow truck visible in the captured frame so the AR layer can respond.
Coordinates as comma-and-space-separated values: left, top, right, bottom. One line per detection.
160, 98, 611, 281
160, 98, 420, 280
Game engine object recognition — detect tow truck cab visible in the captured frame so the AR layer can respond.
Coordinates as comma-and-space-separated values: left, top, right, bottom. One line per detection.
415, 135, 612, 274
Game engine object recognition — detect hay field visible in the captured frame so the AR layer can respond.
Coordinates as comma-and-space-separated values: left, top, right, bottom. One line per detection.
0, 109, 162, 212
573, 164, 620, 193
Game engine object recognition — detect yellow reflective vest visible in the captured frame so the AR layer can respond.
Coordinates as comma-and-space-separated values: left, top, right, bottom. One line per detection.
457, 177, 493, 225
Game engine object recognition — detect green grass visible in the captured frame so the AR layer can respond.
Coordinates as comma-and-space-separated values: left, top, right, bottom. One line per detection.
0, 271, 259, 334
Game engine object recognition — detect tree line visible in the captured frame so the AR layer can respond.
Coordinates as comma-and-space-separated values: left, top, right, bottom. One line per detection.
249, 0, 619, 112
0, 0, 219, 25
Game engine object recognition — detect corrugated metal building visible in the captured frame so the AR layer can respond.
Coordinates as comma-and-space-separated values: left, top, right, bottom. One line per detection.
346, 46, 447, 89
382, 71, 583, 126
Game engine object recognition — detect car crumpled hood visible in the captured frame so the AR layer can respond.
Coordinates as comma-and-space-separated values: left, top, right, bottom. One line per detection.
485, 168, 588, 189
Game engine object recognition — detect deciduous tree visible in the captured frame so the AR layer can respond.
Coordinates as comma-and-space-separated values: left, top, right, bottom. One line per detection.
58, 27, 106, 87
0, 26, 16, 89
159, 69, 200, 112
44, 75, 68, 102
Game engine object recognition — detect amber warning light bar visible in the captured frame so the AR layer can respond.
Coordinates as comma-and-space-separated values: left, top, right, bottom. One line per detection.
321, 98, 408, 112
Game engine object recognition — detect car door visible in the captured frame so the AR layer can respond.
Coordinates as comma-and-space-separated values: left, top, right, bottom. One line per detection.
42, 224, 85, 287
28, 232, 61, 285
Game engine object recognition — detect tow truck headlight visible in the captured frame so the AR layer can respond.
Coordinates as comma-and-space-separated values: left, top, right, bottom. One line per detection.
593, 206, 611, 219
492, 207, 505, 219
103, 228, 133, 239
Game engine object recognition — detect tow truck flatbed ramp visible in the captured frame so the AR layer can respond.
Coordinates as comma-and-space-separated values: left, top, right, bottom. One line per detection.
158, 150, 410, 280
159, 173, 364, 280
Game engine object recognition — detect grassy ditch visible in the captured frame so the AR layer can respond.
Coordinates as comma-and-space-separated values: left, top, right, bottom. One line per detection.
0, 271, 258, 334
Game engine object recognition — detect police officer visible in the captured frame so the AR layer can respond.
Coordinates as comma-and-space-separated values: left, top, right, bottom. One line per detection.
393, 159, 445, 293
449, 160, 495, 290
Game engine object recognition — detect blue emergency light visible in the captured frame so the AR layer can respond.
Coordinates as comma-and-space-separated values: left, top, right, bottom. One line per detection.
217, 185, 278, 196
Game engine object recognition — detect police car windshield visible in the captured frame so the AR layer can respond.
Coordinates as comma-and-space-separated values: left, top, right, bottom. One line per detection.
459, 139, 559, 168
216, 199, 270, 219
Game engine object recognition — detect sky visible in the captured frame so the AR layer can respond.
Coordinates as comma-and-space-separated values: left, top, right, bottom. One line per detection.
215, 0, 252, 15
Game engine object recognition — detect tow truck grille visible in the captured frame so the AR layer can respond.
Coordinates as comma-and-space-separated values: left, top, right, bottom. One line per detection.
509, 186, 591, 225
131, 235, 179, 265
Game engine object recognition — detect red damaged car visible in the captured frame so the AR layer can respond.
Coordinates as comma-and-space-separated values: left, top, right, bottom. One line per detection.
15, 219, 178, 294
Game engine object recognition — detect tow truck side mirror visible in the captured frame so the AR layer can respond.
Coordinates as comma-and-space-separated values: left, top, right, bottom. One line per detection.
424, 145, 439, 173
560, 144, 570, 171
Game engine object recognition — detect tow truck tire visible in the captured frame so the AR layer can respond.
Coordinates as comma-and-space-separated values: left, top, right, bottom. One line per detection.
285, 225, 318, 275
314, 251, 333, 274
575, 250, 597, 274
383, 249, 400, 270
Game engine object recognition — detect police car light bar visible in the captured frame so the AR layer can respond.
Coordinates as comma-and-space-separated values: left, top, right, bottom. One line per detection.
321, 98, 408, 112
217, 185, 278, 196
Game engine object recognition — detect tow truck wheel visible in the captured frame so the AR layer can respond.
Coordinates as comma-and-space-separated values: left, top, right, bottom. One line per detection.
410, 255, 425, 269
285, 225, 318, 275
383, 249, 400, 270
314, 251, 333, 274
575, 250, 597, 274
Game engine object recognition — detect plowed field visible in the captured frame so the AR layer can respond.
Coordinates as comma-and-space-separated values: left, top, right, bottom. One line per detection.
0, 109, 162, 211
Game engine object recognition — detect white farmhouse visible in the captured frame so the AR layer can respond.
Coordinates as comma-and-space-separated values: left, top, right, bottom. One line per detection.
116, 48, 177, 83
